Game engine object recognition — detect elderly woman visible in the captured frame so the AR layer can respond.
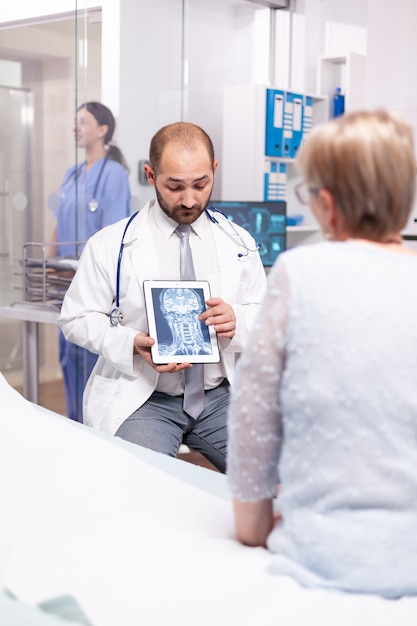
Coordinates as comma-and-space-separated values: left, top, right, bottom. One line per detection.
227, 109, 417, 599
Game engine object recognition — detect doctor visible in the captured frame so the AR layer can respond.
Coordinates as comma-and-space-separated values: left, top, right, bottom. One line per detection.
58, 121, 267, 473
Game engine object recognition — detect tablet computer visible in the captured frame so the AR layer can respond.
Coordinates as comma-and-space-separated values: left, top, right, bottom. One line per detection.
143, 280, 220, 364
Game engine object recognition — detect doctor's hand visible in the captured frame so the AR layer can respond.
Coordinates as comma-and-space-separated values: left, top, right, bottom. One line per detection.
200, 297, 236, 339
133, 332, 192, 373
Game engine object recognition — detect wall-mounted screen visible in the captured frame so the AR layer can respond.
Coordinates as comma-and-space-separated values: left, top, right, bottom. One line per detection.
208, 200, 286, 267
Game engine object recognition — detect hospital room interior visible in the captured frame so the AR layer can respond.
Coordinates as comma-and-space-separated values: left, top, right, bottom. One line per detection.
1, 0, 417, 624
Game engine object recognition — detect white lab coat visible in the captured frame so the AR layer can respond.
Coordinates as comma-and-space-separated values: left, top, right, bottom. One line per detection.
58, 200, 267, 434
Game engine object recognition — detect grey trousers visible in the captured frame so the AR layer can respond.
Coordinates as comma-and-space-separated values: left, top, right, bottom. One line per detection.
115, 381, 229, 473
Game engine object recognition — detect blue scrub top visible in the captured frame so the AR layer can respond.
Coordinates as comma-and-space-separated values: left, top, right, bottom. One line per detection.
54, 157, 131, 257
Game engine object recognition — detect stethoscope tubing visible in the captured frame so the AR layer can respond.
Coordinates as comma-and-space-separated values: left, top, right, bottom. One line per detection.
115, 211, 140, 308
206, 206, 262, 254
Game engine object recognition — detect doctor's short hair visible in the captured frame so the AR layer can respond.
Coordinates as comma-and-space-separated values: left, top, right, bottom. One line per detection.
149, 122, 215, 173
296, 108, 416, 241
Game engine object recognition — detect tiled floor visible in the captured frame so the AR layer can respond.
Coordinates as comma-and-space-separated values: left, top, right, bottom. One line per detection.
19, 377, 219, 472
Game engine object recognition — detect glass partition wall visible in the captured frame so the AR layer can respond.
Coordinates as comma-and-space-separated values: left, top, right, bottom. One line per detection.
0, 86, 32, 364
0, 5, 101, 415
0, 0, 275, 418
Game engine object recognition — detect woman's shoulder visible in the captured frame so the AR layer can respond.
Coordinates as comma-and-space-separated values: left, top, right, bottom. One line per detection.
281, 240, 390, 265
275, 241, 361, 283
279, 239, 417, 284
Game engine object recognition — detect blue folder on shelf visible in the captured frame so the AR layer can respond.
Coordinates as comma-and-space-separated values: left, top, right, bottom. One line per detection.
282, 91, 295, 158
302, 95, 313, 140
291, 92, 303, 157
264, 161, 287, 202
265, 88, 284, 157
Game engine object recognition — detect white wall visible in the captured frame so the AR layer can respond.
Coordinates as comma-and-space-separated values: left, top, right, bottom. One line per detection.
366, 0, 417, 232
101, 0, 270, 206
308, 0, 367, 27
366, 0, 417, 111
292, 0, 367, 94
101, 0, 183, 208
182, 0, 270, 198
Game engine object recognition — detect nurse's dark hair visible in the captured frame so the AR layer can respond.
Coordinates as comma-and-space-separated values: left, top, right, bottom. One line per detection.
77, 102, 130, 172
149, 122, 215, 173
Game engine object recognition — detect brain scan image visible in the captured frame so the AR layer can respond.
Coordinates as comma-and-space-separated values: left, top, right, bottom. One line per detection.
157, 287, 212, 356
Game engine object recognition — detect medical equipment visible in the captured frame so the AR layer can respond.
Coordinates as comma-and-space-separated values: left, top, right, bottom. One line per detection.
109, 207, 262, 326
109, 211, 140, 326
209, 200, 287, 266
15, 242, 79, 310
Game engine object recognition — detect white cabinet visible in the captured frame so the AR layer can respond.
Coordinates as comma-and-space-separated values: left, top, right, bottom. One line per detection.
221, 84, 326, 245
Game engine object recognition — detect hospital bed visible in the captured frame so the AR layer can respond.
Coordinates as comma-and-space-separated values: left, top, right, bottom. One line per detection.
1, 372, 416, 626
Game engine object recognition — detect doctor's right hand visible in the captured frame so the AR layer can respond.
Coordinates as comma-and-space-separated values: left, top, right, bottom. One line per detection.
133, 332, 192, 373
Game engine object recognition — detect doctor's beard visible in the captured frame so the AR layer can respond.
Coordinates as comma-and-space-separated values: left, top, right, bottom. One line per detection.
154, 184, 213, 225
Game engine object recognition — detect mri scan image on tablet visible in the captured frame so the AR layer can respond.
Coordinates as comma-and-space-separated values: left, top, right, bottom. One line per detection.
144, 280, 220, 364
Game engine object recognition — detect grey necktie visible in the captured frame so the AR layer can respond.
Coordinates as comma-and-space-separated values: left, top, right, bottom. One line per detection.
175, 224, 205, 419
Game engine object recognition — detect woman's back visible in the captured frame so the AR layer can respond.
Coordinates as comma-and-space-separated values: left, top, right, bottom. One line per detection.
228, 109, 417, 600
270, 240, 417, 597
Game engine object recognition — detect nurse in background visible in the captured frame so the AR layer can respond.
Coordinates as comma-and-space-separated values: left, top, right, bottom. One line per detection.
50, 101, 131, 422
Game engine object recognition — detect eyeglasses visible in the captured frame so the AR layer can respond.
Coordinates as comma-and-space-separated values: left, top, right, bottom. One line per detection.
294, 181, 320, 205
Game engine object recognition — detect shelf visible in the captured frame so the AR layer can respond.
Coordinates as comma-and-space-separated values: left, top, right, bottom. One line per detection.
286, 225, 319, 233
319, 55, 346, 65
265, 156, 295, 164
316, 52, 367, 113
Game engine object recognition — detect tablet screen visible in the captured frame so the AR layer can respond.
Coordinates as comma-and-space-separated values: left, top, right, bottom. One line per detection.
144, 280, 220, 364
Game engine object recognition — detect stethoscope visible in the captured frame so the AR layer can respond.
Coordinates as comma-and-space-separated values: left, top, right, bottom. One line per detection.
109, 206, 262, 326
110, 210, 139, 326
205, 206, 262, 258
58, 155, 109, 213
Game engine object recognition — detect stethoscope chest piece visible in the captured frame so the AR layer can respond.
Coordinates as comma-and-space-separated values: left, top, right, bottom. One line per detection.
110, 307, 124, 326
89, 198, 99, 213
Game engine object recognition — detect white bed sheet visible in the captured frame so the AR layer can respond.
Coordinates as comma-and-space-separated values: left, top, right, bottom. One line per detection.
1, 373, 416, 626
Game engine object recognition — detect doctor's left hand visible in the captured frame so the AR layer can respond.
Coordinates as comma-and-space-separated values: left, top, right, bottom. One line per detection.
200, 297, 236, 339
133, 332, 192, 373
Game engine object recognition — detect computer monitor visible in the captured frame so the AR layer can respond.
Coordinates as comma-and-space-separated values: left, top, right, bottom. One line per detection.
208, 200, 286, 267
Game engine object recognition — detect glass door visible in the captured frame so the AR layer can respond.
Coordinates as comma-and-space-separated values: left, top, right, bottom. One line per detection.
0, 86, 33, 372
0, 8, 98, 414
